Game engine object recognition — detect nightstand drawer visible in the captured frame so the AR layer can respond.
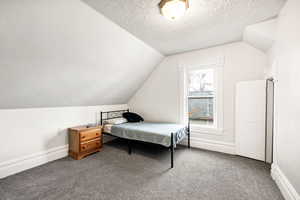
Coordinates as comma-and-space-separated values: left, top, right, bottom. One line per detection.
80, 138, 101, 152
80, 129, 101, 142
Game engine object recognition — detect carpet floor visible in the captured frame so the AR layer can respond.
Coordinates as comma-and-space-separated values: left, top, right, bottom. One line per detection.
0, 139, 283, 200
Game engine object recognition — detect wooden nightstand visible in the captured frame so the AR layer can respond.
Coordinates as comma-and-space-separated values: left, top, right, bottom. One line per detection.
68, 126, 103, 160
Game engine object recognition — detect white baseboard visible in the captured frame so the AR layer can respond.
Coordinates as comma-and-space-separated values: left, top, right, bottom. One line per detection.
0, 145, 68, 179
182, 137, 236, 155
271, 164, 300, 200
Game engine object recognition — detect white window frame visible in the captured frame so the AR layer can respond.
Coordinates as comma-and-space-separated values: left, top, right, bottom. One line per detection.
179, 63, 224, 135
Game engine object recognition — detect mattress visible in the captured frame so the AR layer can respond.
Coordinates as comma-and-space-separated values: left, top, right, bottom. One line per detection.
103, 124, 113, 133
110, 122, 187, 147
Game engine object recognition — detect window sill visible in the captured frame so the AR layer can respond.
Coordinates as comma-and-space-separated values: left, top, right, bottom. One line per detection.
190, 125, 223, 135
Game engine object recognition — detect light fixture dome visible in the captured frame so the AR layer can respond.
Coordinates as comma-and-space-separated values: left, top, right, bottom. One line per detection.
159, 0, 189, 20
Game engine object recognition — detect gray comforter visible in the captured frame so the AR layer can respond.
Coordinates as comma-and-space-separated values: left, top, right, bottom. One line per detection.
110, 122, 188, 147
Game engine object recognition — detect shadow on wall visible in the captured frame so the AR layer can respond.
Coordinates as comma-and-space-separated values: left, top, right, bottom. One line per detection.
45, 128, 68, 153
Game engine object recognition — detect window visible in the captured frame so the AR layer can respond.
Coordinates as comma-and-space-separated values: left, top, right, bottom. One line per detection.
179, 64, 223, 134
188, 68, 215, 127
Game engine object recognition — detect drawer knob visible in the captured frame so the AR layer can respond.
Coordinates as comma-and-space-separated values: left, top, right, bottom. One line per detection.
82, 136, 85, 138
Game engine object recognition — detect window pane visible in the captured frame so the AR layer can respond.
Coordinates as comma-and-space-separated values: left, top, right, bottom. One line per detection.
188, 69, 214, 126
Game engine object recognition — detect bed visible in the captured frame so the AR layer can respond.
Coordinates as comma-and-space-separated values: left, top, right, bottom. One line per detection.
100, 109, 190, 168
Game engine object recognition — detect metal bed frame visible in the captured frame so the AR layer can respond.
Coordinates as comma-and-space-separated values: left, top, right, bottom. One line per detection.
100, 109, 191, 168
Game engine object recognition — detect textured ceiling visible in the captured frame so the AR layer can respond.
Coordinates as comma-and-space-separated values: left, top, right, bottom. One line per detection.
82, 0, 285, 55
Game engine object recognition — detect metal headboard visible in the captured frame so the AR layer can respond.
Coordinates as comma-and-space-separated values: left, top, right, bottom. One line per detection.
100, 109, 129, 125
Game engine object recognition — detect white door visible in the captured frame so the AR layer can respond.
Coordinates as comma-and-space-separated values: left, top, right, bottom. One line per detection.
236, 80, 266, 161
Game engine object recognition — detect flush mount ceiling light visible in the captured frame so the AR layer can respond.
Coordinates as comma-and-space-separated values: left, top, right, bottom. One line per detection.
159, 0, 189, 20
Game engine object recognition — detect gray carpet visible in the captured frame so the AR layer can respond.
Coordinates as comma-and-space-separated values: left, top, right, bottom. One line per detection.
0, 139, 283, 200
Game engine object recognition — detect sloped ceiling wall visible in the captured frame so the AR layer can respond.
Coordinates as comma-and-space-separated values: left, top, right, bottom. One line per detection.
0, 0, 163, 109
243, 19, 277, 52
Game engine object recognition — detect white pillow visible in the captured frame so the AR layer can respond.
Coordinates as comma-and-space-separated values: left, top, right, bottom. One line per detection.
103, 118, 127, 125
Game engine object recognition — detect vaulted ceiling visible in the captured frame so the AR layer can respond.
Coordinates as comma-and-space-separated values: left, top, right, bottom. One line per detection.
0, 0, 286, 109
83, 0, 286, 55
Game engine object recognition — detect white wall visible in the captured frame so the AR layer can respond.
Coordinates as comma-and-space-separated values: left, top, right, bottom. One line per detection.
0, 0, 163, 109
0, 104, 127, 178
268, 0, 300, 197
129, 42, 267, 145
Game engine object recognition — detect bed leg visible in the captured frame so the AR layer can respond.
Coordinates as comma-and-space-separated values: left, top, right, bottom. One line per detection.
100, 112, 103, 126
188, 130, 191, 149
188, 120, 191, 148
128, 140, 132, 155
171, 133, 174, 168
